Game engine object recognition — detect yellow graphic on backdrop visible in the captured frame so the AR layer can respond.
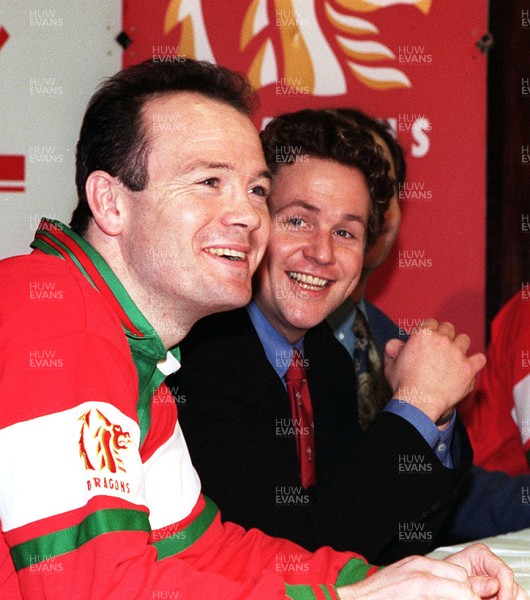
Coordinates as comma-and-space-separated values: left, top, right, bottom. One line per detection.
334, 0, 431, 14
164, 0, 215, 61
164, 0, 433, 95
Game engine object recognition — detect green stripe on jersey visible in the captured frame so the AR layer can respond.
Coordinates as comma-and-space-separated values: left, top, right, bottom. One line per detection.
335, 557, 378, 587
31, 233, 94, 285
11, 508, 150, 570
286, 583, 338, 600
285, 584, 316, 600
320, 586, 337, 600
153, 496, 218, 560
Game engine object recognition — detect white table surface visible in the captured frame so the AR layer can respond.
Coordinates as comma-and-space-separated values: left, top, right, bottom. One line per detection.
428, 528, 530, 593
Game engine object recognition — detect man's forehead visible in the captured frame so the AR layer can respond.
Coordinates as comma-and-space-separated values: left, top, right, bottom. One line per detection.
143, 90, 247, 124
142, 92, 261, 153
270, 162, 369, 215
271, 197, 367, 225
176, 159, 271, 180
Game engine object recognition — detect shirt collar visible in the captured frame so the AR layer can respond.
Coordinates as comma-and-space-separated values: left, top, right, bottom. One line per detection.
246, 300, 304, 382
31, 219, 160, 340
327, 296, 368, 336
30, 218, 181, 444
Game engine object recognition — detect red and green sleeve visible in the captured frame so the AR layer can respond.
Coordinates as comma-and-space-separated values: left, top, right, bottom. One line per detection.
0, 253, 377, 599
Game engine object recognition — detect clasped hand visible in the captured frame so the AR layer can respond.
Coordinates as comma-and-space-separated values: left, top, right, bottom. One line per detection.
383, 318, 487, 424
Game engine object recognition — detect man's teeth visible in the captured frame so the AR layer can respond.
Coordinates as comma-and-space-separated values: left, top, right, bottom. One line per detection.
206, 248, 246, 261
287, 272, 329, 289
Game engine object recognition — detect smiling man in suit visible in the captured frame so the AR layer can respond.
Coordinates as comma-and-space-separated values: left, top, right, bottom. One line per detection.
171, 108, 485, 565
329, 109, 530, 547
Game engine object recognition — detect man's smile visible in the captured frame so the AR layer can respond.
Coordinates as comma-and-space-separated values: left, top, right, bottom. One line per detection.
287, 271, 331, 290
205, 247, 248, 261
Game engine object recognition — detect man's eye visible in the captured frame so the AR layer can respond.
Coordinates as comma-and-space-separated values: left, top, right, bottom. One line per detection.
250, 185, 269, 198
200, 178, 219, 187
335, 229, 353, 239
287, 217, 306, 227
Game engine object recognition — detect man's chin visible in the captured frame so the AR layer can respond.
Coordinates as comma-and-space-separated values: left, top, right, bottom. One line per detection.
214, 288, 253, 314
286, 312, 327, 334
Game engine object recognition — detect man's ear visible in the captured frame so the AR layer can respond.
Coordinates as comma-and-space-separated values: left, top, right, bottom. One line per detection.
85, 170, 125, 236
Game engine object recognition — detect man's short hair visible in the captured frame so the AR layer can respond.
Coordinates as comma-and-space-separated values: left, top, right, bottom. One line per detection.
259, 109, 394, 246
71, 58, 256, 234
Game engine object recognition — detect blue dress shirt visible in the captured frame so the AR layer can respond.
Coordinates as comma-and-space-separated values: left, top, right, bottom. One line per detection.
246, 301, 303, 386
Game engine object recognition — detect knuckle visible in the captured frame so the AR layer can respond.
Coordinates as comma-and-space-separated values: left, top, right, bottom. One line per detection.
457, 333, 470, 345
415, 572, 438, 593
472, 542, 489, 554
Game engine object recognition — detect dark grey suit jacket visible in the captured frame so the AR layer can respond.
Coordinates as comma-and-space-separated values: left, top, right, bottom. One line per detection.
169, 308, 472, 564
358, 301, 530, 544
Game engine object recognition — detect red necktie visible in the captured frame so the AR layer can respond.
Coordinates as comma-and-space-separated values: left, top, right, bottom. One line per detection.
285, 348, 316, 488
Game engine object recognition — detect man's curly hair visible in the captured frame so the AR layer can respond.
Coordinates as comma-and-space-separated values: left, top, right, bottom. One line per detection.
260, 109, 394, 246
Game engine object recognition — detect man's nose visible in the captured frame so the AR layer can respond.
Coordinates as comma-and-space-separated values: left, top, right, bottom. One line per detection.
221, 186, 263, 230
303, 230, 334, 264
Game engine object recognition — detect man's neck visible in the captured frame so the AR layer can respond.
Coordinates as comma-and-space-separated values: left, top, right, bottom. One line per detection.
246, 300, 305, 381
85, 227, 196, 349
351, 268, 372, 303
252, 297, 307, 345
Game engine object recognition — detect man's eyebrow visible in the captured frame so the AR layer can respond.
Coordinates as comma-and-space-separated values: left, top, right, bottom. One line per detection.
180, 161, 235, 174
181, 162, 272, 182
277, 199, 320, 213
277, 199, 366, 224
252, 169, 273, 183
342, 213, 366, 225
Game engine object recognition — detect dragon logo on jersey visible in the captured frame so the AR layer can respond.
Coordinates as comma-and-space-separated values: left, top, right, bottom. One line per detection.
79, 408, 132, 473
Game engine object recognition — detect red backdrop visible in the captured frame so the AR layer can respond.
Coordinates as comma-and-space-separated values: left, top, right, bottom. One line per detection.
123, 0, 487, 351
